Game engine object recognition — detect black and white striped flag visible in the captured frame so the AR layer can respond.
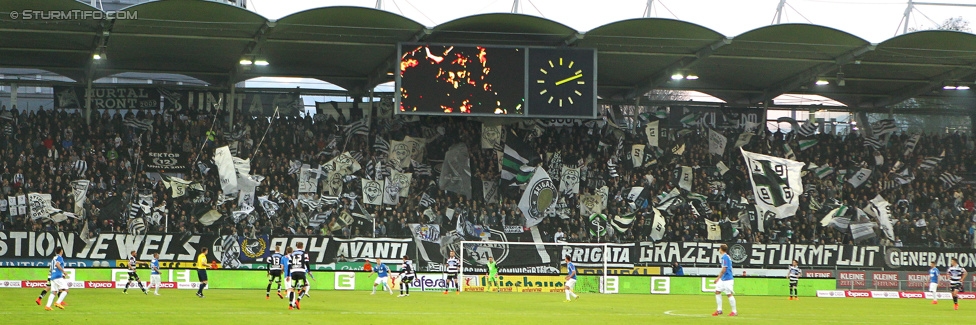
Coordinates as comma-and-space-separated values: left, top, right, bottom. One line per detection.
863, 136, 883, 149
128, 217, 146, 235
374, 138, 390, 155
919, 154, 943, 170
607, 159, 619, 178
412, 161, 432, 176
940, 172, 962, 188
320, 196, 341, 206
123, 116, 153, 132
872, 119, 896, 136
287, 160, 302, 175
796, 120, 818, 137
903, 134, 920, 156
343, 118, 370, 138
419, 193, 436, 208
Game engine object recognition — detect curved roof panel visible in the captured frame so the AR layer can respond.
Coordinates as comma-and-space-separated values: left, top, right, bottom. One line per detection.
261, 6, 426, 91
0, 0, 102, 81
101, 0, 268, 83
429, 13, 577, 45
581, 18, 727, 98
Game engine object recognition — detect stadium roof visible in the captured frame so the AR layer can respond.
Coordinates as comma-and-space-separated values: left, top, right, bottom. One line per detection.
2, 0, 976, 108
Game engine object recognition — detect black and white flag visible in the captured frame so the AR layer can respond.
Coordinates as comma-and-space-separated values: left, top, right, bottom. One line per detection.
920, 152, 944, 170
123, 116, 153, 132
648, 208, 666, 241
361, 179, 383, 206
519, 167, 557, 228
383, 179, 400, 205
708, 129, 727, 155
940, 172, 963, 188
215, 146, 238, 194
419, 193, 436, 208
559, 166, 581, 195
677, 166, 693, 191
796, 120, 818, 137
863, 136, 883, 149
438, 143, 471, 198
374, 138, 390, 156
483, 181, 498, 204
847, 168, 873, 188
903, 134, 920, 156
481, 124, 502, 149
872, 119, 896, 136
741, 149, 804, 220
864, 195, 895, 241
645, 121, 659, 147
298, 164, 317, 193
607, 159, 619, 178
70, 180, 89, 217
631, 144, 645, 167
343, 118, 370, 138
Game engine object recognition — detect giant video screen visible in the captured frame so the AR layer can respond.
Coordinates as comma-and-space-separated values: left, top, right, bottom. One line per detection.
397, 44, 525, 116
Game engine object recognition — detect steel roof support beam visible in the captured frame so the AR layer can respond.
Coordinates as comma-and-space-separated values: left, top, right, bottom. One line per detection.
623, 38, 731, 99
871, 68, 976, 108
750, 44, 875, 105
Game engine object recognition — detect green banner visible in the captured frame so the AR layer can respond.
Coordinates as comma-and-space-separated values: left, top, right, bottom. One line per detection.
647, 276, 834, 296
0, 268, 831, 296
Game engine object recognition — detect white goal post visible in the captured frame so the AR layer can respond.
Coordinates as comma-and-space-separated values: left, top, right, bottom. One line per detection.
458, 241, 615, 294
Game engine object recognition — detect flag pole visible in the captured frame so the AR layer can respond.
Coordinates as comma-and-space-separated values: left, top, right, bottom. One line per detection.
192, 97, 224, 167
251, 106, 279, 159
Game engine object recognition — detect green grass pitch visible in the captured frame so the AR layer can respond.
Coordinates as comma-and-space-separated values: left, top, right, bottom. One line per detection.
2, 288, 972, 324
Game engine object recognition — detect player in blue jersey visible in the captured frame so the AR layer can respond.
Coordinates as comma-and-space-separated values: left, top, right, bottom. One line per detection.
266, 245, 284, 299
281, 247, 295, 310
370, 258, 393, 295
713, 244, 738, 317
148, 253, 161, 295
563, 256, 579, 302
929, 262, 940, 304
44, 248, 68, 311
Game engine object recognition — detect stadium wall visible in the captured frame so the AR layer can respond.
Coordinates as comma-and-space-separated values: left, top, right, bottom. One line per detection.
0, 268, 832, 296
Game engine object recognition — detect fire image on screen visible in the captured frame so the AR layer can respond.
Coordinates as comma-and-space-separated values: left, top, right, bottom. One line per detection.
399, 45, 524, 115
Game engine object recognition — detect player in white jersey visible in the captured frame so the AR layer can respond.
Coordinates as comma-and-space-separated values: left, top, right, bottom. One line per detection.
148, 253, 162, 295
948, 257, 967, 310
443, 250, 460, 294
787, 260, 801, 300
123, 250, 148, 295
929, 262, 940, 304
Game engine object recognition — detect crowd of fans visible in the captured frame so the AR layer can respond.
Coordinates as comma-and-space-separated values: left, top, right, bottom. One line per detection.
1, 103, 974, 249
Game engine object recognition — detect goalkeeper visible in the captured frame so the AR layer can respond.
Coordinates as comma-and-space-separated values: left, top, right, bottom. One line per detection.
486, 257, 500, 292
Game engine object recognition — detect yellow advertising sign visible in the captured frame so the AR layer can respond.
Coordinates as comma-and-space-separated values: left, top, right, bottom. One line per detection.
568, 266, 662, 276
463, 275, 568, 293
114, 260, 221, 269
